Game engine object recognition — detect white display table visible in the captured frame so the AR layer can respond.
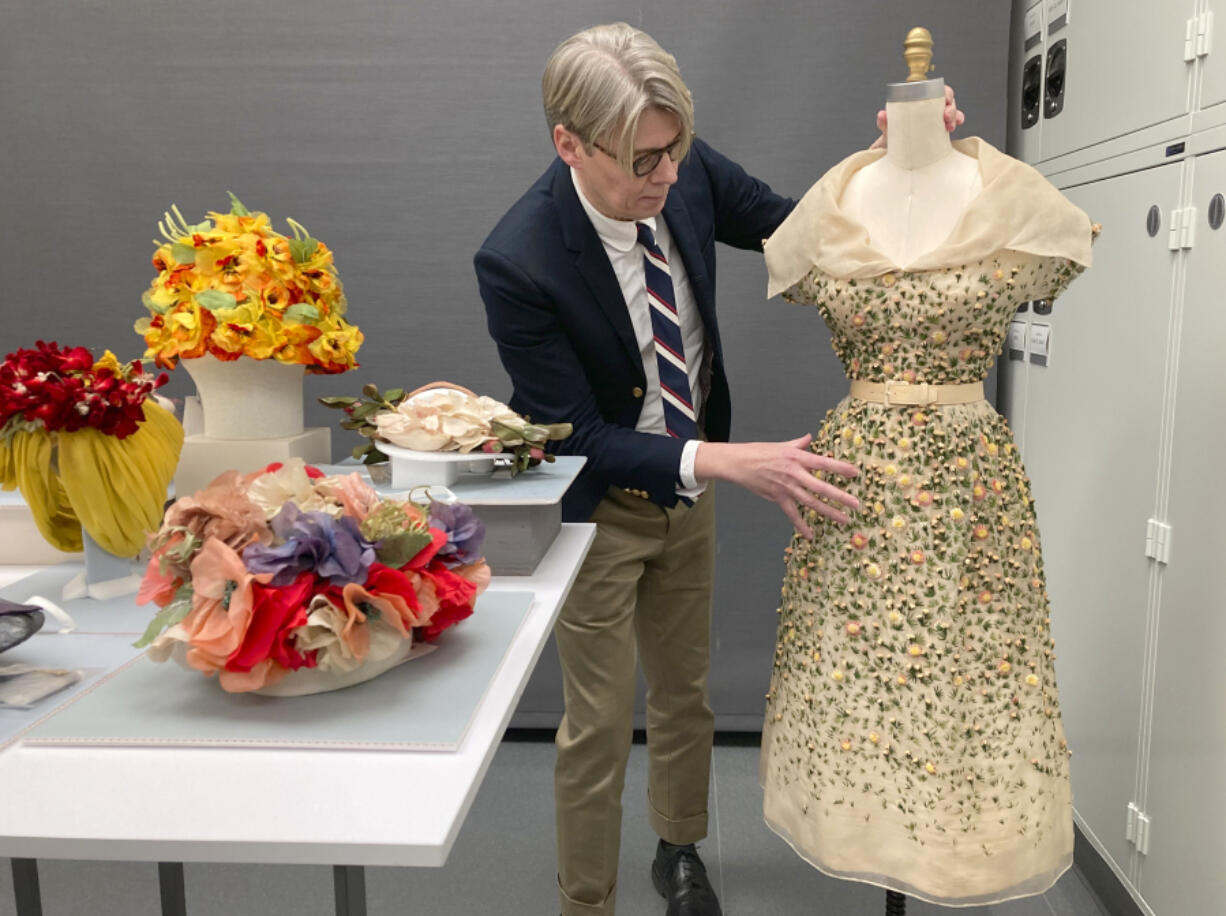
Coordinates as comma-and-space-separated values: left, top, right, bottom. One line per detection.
0, 523, 594, 915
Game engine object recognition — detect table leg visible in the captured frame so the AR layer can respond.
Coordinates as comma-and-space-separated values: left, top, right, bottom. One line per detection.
11, 858, 43, 916
158, 862, 187, 916
333, 864, 367, 916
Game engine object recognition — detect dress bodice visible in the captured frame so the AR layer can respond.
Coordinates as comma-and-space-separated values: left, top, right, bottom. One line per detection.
784, 252, 1085, 385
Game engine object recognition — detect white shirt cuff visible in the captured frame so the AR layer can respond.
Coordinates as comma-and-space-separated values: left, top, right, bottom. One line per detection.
678, 439, 701, 491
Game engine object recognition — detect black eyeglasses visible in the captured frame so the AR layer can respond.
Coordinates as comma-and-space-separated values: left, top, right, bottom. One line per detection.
592, 134, 687, 177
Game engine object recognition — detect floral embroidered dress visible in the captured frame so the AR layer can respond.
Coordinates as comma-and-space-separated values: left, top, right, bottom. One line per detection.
758, 138, 1097, 906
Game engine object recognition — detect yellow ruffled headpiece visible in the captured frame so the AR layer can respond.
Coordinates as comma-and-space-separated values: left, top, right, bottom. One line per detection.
1, 400, 183, 557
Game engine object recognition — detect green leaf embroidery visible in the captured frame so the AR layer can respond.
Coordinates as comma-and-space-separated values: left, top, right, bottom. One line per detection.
141, 290, 168, 316
133, 584, 195, 649
289, 237, 319, 263
226, 191, 250, 216
196, 290, 237, 312
283, 303, 321, 323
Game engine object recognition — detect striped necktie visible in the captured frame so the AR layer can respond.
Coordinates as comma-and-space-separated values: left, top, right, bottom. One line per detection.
637, 221, 698, 441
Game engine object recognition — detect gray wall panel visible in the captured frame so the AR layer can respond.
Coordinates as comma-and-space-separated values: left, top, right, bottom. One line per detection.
0, 0, 1009, 726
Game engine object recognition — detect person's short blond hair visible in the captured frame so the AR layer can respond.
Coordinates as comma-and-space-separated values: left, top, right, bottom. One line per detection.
542, 23, 694, 174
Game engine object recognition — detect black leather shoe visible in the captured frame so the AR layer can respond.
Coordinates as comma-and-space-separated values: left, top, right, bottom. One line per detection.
651, 840, 723, 916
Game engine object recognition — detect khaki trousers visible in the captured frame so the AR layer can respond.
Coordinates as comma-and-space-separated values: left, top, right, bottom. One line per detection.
555, 486, 717, 916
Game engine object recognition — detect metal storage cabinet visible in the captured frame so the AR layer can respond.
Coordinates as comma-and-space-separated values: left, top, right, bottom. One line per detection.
1037, 0, 1198, 163
1014, 162, 1185, 888
1197, 0, 1226, 112
1141, 148, 1226, 916
1008, 0, 1046, 166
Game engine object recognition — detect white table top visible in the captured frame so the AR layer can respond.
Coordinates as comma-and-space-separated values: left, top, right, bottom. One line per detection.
0, 523, 593, 867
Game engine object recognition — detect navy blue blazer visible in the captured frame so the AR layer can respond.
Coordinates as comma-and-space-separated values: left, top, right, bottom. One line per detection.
475, 138, 795, 522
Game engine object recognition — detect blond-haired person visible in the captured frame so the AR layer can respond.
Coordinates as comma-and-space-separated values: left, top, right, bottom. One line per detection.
475, 23, 958, 916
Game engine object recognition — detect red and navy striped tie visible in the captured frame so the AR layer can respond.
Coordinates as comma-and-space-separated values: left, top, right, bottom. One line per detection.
637, 221, 698, 441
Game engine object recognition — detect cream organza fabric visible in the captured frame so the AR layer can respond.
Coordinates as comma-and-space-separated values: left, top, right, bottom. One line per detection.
765, 137, 1092, 295
758, 138, 1096, 906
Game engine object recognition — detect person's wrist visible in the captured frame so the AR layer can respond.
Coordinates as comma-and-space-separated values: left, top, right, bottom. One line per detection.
693, 441, 725, 482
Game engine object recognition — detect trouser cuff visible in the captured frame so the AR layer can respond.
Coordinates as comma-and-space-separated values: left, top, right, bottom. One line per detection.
648, 798, 708, 845
559, 875, 616, 916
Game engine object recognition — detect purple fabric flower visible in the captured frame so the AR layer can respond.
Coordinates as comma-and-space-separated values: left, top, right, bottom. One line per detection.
429, 501, 486, 568
243, 503, 376, 587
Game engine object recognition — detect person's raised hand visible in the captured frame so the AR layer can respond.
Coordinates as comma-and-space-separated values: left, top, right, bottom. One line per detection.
871, 83, 965, 150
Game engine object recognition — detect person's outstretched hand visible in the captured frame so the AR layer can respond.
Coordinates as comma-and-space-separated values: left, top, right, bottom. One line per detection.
695, 435, 860, 539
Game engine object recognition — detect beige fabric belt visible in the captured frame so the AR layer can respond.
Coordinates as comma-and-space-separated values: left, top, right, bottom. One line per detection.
849, 379, 985, 407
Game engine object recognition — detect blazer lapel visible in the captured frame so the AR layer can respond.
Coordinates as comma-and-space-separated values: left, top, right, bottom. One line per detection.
553, 163, 642, 370
662, 191, 717, 334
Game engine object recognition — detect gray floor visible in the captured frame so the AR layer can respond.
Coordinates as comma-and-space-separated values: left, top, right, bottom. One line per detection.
0, 739, 1110, 916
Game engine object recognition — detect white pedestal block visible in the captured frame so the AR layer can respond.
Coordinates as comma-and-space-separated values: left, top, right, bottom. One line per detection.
0, 498, 81, 565
182, 355, 306, 440
173, 427, 332, 498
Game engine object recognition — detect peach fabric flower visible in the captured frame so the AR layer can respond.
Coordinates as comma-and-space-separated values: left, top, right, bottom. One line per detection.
148, 538, 269, 673
316, 472, 381, 524
137, 534, 184, 606
163, 470, 271, 566
220, 659, 289, 693
451, 561, 491, 596
339, 576, 421, 640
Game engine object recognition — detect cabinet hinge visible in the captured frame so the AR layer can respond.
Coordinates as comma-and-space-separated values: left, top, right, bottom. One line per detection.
1145, 519, 1173, 564
1168, 207, 1197, 250
1188, 12, 1214, 60
1127, 803, 1153, 855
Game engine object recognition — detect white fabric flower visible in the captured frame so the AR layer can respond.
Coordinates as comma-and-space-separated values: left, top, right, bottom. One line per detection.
246, 459, 340, 519
290, 595, 406, 672
373, 388, 520, 452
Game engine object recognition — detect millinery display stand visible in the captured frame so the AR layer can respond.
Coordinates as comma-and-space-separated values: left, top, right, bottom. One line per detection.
0, 522, 595, 916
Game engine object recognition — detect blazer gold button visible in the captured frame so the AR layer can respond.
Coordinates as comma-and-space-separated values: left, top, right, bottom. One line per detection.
632, 386, 644, 398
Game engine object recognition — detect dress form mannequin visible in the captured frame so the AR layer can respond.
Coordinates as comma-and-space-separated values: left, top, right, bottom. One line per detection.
840, 70, 980, 269
848, 30, 972, 916
763, 28, 1095, 915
